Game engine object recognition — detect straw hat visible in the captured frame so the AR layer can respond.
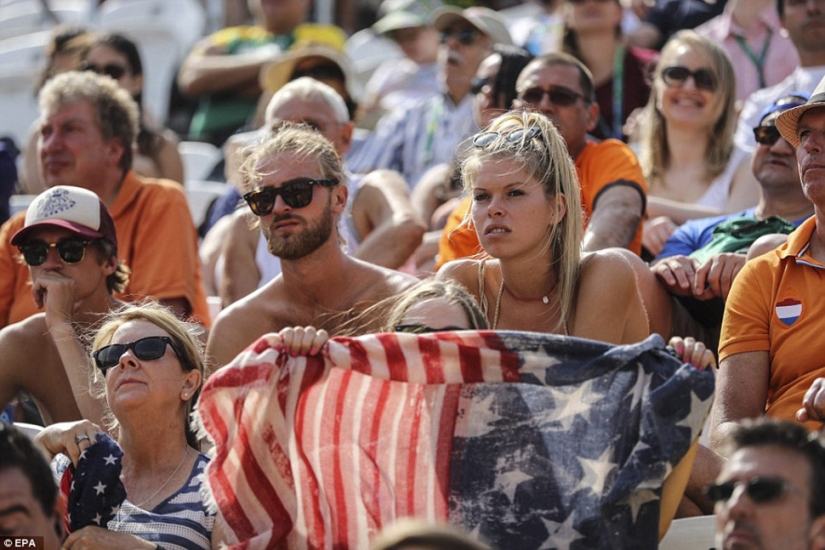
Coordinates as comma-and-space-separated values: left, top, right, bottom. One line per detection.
776, 75, 825, 148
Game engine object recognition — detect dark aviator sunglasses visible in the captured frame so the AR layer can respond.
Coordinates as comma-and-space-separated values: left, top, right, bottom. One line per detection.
518, 86, 588, 107
18, 238, 93, 266
243, 177, 338, 216
705, 476, 803, 506
93, 336, 180, 374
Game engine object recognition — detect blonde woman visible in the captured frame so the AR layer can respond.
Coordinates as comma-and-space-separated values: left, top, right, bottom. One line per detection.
639, 30, 759, 256
436, 110, 647, 344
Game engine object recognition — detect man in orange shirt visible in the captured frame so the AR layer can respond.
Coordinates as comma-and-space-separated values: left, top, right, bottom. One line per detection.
712, 75, 825, 452
437, 52, 647, 268
0, 71, 209, 328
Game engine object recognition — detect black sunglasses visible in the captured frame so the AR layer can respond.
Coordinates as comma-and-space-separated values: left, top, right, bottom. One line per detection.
471, 76, 491, 95
753, 125, 782, 146
394, 324, 468, 333
93, 336, 179, 374
705, 476, 802, 505
80, 61, 129, 80
518, 85, 588, 107
440, 27, 480, 46
292, 63, 345, 82
661, 66, 716, 92
243, 178, 338, 216
473, 125, 541, 147
18, 238, 93, 266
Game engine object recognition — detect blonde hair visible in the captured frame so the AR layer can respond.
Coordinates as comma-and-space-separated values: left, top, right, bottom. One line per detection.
384, 279, 488, 331
371, 519, 490, 550
639, 30, 737, 188
91, 302, 206, 449
459, 111, 582, 332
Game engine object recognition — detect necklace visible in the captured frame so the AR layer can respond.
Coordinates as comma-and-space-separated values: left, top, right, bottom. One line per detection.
502, 282, 551, 304
130, 445, 190, 509
492, 279, 569, 335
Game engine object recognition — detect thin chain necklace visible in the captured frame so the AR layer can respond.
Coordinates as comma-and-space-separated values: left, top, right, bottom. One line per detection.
492, 278, 569, 335
129, 445, 189, 509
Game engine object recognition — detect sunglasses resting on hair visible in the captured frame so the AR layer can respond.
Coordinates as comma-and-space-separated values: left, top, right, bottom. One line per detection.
473, 125, 541, 147
93, 336, 180, 374
18, 238, 93, 266
80, 61, 128, 80
243, 177, 338, 216
705, 476, 804, 505
517, 86, 588, 107
661, 66, 716, 92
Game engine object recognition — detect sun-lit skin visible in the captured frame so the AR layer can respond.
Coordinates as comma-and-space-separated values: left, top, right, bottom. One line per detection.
752, 124, 800, 192
715, 445, 820, 550
398, 297, 474, 330
103, 320, 195, 416
470, 157, 564, 261
781, 0, 825, 64
656, 45, 721, 131
0, 469, 62, 549
796, 108, 825, 205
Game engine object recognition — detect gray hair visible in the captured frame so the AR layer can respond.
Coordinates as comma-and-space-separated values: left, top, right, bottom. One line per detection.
265, 76, 350, 126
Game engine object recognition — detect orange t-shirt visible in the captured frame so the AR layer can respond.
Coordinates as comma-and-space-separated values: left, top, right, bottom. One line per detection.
436, 139, 647, 269
0, 172, 211, 326
719, 216, 824, 429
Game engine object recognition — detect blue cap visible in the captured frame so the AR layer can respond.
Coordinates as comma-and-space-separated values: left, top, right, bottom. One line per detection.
758, 92, 810, 126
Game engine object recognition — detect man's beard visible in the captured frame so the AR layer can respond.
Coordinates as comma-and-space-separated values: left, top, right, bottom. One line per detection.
264, 200, 334, 260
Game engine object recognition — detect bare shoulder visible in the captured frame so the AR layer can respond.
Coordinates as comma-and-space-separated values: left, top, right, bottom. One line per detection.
436, 258, 482, 291
356, 260, 418, 295
0, 315, 54, 377
578, 249, 639, 294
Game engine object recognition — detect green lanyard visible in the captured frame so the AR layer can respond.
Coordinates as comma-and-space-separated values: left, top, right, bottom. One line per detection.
734, 28, 772, 89
610, 44, 625, 140
423, 95, 444, 167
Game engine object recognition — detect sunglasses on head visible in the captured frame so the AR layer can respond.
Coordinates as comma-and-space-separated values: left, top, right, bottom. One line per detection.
243, 177, 338, 216
292, 63, 345, 82
394, 323, 468, 333
661, 66, 716, 92
705, 476, 803, 506
471, 76, 491, 95
517, 85, 588, 107
18, 238, 93, 266
80, 61, 128, 80
473, 125, 541, 147
753, 125, 782, 146
440, 27, 480, 46
93, 336, 180, 374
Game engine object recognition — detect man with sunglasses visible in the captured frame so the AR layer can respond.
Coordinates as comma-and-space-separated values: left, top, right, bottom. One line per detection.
712, 76, 825, 457
206, 125, 418, 370
0, 186, 125, 427
711, 419, 825, 550
437, 52, 647, 266
0, 71, 210, 329
347, 6, 512, 190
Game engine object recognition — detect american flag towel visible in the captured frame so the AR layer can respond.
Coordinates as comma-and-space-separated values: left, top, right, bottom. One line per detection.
197, 331, 714, 550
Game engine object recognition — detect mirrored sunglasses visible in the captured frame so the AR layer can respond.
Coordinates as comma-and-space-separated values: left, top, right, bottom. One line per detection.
80, 61, 128, 80
440, 27, 480, 46
517, 86, 587, 107
753, 125, 782, 146
473, 125, 541, 147
243, 177, 338, 216
93, 336, 179, 374
18, 238, 93, 266
661, 66, 716, 92
705, 476, 801, 505
394, 323, 468, 333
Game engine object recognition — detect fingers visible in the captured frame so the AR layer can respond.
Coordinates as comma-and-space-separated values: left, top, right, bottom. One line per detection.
799, 378, 825, 423
652, 256, 697, 294
668, 336, 716, 370
695, 255, 746, 300
276, 326, 329, 356
36, 421, 100, 467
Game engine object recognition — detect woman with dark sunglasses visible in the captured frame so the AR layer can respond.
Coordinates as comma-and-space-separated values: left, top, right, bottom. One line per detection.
638, 30, 760, 258
34, 303, 218, 549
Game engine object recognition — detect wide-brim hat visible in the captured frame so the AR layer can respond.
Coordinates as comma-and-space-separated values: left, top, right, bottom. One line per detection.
373, 0, 444, 34
11, 186, 117, 253
430, 6, 513, 46
776, 76, 825, 148
259, 44, 362, 102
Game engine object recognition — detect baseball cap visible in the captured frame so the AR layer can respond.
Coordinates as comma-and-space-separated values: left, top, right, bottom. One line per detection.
11, 186, 117, 253
776, 75, 825, 148
259, 43, 362, 102
373, 0, 444, 35
758, 92, 809, 127
431, 6, 513, 46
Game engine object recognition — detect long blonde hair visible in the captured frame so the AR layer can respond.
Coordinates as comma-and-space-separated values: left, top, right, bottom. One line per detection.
459, 110, 583, 331
640, 30, 737, 188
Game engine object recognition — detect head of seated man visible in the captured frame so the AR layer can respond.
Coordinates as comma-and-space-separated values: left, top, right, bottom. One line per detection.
0, 423, 64, 549
711, 418, 825, 550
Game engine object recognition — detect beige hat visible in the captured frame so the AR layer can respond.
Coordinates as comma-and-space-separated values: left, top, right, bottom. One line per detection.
430, 6, 513, 46
259, 44, 362, 102
776, 74, 825, 148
